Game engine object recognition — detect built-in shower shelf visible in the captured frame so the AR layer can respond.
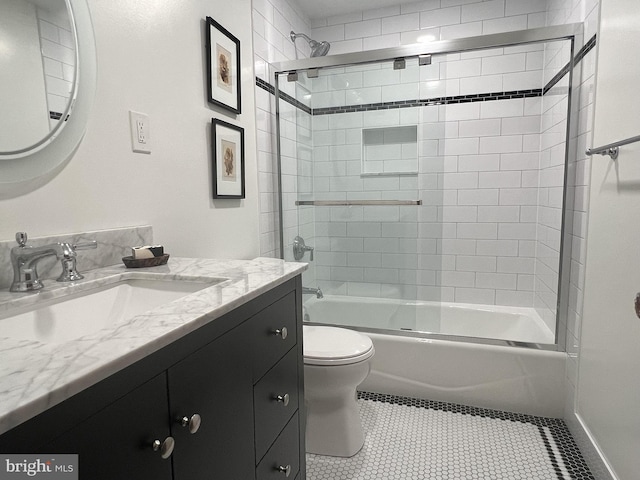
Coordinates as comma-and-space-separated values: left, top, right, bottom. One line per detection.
295, 200, 422, 206
362, 126, 418, 176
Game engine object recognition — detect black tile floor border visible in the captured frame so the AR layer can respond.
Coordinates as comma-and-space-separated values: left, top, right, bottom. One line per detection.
358, 391, 595, 480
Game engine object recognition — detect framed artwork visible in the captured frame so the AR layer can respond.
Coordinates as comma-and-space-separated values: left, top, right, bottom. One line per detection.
206, 16, 241, 114
212, 118, 245, 199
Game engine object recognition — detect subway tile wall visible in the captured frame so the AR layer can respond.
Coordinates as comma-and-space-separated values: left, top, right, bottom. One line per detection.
251, 0, 595, 324
304, 44, 570, 304
36, 6, 75, 128
253, 0, 312, 258
310, 0, 548, 54
534, 36, 572, 335
253, 0, 559, 262
544, 0, 600, 466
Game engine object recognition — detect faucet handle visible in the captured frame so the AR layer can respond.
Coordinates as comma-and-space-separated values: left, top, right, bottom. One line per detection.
56, 240, 97, 283
293, 236, 315, 262
15, 232, 28, 246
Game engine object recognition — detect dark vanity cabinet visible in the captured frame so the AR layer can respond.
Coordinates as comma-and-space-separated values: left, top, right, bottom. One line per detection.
251, 291, 302, 480
167, 322, 255, 480
42, 374, 174, 480
0, 277, 305, 480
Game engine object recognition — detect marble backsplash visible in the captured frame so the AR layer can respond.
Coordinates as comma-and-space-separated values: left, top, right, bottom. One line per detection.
0, 226, 153, 290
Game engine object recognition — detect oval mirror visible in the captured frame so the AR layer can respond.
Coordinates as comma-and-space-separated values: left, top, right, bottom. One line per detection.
0, 0, 95, 186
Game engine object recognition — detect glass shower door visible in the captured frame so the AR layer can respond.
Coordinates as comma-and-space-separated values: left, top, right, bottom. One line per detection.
275, 34, 574, 346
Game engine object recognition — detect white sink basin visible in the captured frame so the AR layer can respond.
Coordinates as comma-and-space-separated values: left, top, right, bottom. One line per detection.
0, 278, 221, 344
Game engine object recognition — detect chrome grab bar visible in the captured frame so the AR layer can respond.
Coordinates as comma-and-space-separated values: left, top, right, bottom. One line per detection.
586, 134, 640, 160
295, 200, 422, 206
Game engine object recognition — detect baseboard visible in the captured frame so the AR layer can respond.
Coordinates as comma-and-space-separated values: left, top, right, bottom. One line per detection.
565, 410, 618, 480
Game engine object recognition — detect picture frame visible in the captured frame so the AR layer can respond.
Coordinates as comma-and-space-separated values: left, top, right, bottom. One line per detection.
206, 16, 241, 114
212, 118, 245, 199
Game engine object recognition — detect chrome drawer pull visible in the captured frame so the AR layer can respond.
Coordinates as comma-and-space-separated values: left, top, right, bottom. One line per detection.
274, 394, 290, 407
273, 327, 288, 340
277, 464, 292, 477
152, 437, 175, 459
180, 413, 202, 434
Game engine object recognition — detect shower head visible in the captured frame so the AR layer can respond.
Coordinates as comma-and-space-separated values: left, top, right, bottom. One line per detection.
290, 31, 331, 57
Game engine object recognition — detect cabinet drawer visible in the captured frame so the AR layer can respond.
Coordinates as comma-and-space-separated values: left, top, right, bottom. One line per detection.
254, 347, 299, 462
251, 291, 297, 382
256, 415, 300, 480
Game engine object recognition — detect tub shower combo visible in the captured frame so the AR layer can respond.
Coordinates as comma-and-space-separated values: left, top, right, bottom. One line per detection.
272, 25, 583, 420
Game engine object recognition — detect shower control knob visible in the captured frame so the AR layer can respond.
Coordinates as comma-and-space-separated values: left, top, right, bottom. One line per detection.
277, 464, 292, 477
180, 414, 202, 434
152, 437, 175, 459
274, 327, 288, 340
274, 393, 290, 406
293, 236, 314, 261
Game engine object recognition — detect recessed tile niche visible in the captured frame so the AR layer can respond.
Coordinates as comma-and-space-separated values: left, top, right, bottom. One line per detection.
361, 125, 418, 176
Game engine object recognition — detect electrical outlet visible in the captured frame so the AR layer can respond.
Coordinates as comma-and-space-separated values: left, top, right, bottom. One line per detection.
129, 111, 151, 153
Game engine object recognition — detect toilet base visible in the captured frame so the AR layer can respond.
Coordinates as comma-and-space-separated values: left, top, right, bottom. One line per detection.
305, 392, 364, 457
304, 360, 372, 458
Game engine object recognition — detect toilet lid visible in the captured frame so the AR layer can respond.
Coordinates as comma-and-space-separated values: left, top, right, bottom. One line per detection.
303, 325, 374, 366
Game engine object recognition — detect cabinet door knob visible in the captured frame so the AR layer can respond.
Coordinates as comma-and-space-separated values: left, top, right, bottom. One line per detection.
180, 413, 202, 434
152, 437, 175, 459
273, 327, 288, 340
277, 464, 292, 477
274, 394, 290, 407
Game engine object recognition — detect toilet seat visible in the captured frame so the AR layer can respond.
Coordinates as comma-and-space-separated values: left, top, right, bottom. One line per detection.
303, 325, 374, 366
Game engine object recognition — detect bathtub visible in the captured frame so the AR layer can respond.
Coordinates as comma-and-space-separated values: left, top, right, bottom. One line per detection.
304, 295, 565, 417
304, 295, 554, 344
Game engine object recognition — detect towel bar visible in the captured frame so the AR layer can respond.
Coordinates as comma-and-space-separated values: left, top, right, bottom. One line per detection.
295, 200, 422, 206
586, 134, 640, 159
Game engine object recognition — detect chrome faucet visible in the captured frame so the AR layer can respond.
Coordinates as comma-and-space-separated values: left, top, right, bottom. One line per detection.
10, 232, 97, 292
302, 286, 323, 299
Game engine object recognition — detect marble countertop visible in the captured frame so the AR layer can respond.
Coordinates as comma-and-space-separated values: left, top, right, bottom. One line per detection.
0, 257, 307, 435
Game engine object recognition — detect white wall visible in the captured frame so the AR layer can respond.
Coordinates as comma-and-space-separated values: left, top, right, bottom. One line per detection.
577, 0, 640, 478
0, 0, 260, 260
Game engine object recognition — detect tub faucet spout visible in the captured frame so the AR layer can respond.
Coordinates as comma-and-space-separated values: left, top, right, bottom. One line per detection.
302, 286, 323, 299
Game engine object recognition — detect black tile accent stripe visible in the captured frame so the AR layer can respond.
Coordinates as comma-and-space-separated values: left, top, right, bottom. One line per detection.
358, 391, 596, 480
313, 89, 543, 116
543, 63, 571, 94
256, 76, 274, 95
575, 34, 597, 65
255, 34, 597, 116
281, 91, 312, 115
256, 76, 312, 115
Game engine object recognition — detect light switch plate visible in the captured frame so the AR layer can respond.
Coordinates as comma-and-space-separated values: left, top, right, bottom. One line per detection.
129, 111, 151, 154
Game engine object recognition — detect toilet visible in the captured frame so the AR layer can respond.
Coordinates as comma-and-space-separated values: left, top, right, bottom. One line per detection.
303, 325, 375, 457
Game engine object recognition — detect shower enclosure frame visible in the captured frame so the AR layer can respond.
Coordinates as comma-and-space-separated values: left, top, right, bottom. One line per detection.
270, 23, 584, 352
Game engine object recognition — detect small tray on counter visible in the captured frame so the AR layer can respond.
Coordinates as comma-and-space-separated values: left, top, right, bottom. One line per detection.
122, 254, 170, 268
